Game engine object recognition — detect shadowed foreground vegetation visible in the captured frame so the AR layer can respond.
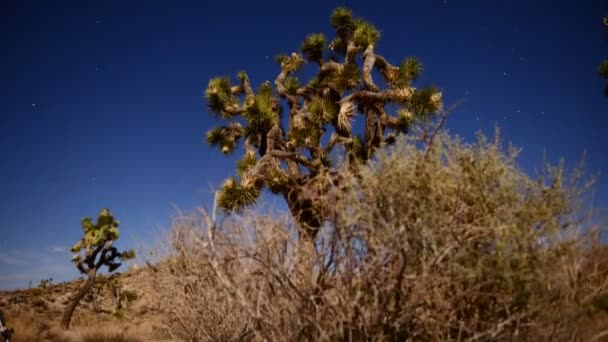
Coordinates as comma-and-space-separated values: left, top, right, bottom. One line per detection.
147, 129, 608, 341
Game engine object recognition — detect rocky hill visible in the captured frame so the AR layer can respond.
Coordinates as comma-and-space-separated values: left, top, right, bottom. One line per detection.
0, 266, 172, 342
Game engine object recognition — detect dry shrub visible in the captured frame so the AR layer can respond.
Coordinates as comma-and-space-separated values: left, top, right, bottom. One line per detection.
4, 310, 145, 342
151, 129, 608, 341
147, 215, 255, 341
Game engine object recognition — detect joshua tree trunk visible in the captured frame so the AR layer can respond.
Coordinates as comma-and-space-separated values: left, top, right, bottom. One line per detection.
283, 186, 324, 282
61, 268, 97, 330
284, 187, 323, 241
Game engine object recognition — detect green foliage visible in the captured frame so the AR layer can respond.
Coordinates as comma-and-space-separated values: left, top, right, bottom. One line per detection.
396, 109, 414, 133
205, 77, 237, 117
284, 76, 300, 95
308, 96, 338, 124
236, 152, 257, 176
395, 57, 422, 87
350, 135, 366, 161
70, 209, 135, 275
301, 33, 326, 62
244, 82, 277, 133
330, 7, 355, 31
205, 124, 244, 155
330, 64, 360, 90
352, 19, 380, 47
408, 86, 443, 119
217, 178, 261, 212
202, 7, 443, 224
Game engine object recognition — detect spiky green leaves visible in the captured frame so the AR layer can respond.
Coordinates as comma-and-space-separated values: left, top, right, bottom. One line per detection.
206, 123, 244, 155
237, 151, 257, 176
205, 77, 238, 117
217, 177, 261, 211
236, 70, 248, 82
284, 77, 300, 95
330, 7, 355, 31
328, 64, 360, 90
408, 87, 443, 119
352, 19, 380, 47
267, 169, 289, 194
397, 109, 414, 133
349, 135, 366, 161
278, 53, 305, 73
70, 209, 134, 275
309, 95, 338, 124
79, 208, 120, 248
244, 82, 278, 133
330, 7, 380, 48
394, 58, 423, 87
301, 33, 326, 62
290, 123, 322, 148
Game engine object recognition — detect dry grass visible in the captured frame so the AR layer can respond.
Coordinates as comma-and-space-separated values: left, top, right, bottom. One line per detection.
4, 311, 144, 342
148, 128, 608, 341
0, 269, 172, 342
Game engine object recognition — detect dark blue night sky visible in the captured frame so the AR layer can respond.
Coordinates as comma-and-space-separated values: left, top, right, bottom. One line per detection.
1, 0, 607, 289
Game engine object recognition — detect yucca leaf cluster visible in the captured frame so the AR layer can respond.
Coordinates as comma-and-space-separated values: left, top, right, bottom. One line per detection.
70, 208, 135, 274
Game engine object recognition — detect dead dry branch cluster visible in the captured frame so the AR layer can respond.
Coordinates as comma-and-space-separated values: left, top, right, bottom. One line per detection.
149, 130, 608, 341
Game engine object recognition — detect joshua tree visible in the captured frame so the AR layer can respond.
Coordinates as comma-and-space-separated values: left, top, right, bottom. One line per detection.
204, 7, 443, 240
60, 208, 135, 330
600, 16, 608, 96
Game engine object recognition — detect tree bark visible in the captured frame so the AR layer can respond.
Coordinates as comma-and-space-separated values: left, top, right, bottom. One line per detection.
61, 268, 97, 330
284, 187, 322, 241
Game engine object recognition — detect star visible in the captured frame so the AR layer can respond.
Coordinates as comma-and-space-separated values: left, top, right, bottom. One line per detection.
31, 103, 36, 107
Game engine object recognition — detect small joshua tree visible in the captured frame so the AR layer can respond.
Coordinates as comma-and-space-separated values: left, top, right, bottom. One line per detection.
60, 208, 135, 330
204, 7, 443, 240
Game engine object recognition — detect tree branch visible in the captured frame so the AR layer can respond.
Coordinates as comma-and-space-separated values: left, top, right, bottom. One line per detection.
269, 150, 317, 171
362, 45, 379, 92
